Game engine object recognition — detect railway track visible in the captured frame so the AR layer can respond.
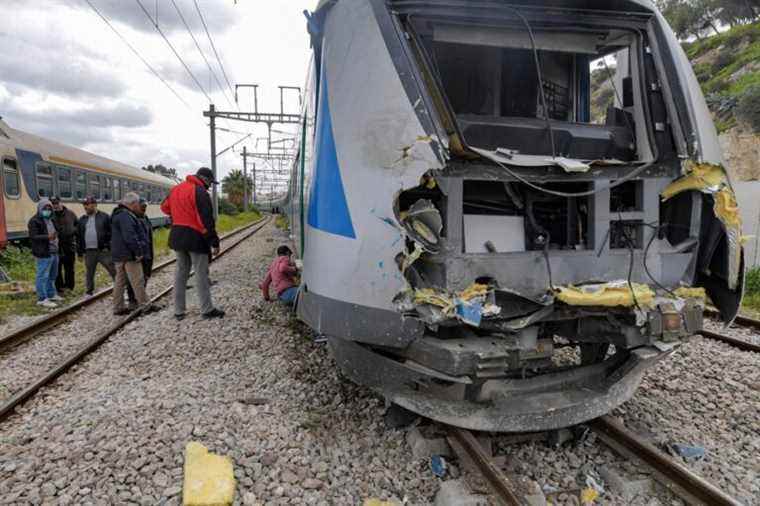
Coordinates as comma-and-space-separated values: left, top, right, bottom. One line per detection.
447, 417, 743, 505
0, 215, 270, 423
0, 216, 268, 353
699, 309, 760, 353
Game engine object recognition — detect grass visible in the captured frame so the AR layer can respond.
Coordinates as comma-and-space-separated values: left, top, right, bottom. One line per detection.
274, 214, 289, 230
0, 210, 262, 323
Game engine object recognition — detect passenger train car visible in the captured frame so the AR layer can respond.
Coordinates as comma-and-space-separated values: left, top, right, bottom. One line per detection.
0, 119, 174, 246
288, 0, 744, 431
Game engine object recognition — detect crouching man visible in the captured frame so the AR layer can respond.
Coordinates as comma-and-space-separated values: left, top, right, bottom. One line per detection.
260, 245, 299, 305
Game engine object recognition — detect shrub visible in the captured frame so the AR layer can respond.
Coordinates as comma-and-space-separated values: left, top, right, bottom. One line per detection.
736, 85, 760, 133
745, 266, 760, 296
218, 198, 239, 216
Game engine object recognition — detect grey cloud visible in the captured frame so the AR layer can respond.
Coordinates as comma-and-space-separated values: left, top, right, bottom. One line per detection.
0, 99, 153, 148
0, 34, 126, 99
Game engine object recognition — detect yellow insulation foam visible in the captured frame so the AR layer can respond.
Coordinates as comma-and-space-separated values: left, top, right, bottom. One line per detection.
555, 283, 655, 308
674, 287, 707, 301
183, 442, 236, 506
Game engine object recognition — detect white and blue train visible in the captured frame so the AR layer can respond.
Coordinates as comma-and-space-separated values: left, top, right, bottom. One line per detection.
287, 0, 744, 431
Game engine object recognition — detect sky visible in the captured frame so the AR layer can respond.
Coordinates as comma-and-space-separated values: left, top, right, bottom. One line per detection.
0, 0, 315, 194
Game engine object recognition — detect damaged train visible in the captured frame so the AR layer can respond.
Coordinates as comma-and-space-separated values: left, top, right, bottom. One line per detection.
286, 0, 745, 431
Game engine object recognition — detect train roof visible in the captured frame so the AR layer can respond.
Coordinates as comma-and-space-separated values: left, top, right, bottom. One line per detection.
0, 119, 175, 187
315, 0, 659, 13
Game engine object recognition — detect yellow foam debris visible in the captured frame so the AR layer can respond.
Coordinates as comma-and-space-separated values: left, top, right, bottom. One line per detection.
674, 287, 707, 301
458, 283, 489, 301
183, 442, 236, 506
555, 282, 655, 308
660, 161, 725, 201
363, 499, 397, 506
580, 486, 599, 505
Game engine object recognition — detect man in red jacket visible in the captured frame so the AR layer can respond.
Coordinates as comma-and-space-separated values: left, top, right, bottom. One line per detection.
161, 167, 224, 320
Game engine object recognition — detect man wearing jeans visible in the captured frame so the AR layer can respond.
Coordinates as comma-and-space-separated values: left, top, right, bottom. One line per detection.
111, 192, 154, 316
28, 198, 63, 308
161, 167, 224, 320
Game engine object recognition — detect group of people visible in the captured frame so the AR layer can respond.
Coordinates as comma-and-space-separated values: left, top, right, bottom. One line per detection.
28, 167, 226, 319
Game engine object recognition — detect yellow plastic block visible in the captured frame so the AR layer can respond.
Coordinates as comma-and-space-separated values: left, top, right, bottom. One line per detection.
183, 442, 236, 506
555, 282, 655, 308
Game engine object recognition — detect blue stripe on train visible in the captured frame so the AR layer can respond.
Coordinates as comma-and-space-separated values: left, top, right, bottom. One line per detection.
306, 62, 356, 239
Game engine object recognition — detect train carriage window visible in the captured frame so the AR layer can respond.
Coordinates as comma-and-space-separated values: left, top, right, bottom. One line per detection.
75, 172, 87, 200
2, 158, 20, 198
113, 179, 122, 202
89, 174, 101, 200
146, 186, 153, 203
102, 177, 112, 201
36, 164, 55, 198
57, 167, 72, 200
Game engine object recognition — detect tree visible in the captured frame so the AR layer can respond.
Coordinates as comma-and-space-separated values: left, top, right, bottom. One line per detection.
221, 169, 253, 210
142, 164, 179, 181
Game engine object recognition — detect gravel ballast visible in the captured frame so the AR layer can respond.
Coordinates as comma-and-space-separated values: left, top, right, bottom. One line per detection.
0, 223, 437, 505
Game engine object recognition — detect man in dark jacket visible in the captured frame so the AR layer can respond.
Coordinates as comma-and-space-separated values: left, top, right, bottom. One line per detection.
28, 199, 63, 308
137, 198, 154, 284
160, 167, 223, 320
111, 192, 152, 315
77, 196, 116, 296
51, 196, 77, 292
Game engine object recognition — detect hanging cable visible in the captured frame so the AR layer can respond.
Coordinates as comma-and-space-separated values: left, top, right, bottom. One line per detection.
134, 0, 213, 104
82, 0, 192, 109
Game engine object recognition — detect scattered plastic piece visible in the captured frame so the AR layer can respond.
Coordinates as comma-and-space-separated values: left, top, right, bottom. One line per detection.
314, 334, 328, 344
430, 454, 447, 478
580, 487, 599, 505
363, 499, 397, 506
183, 442, 236, 506
670, 443, 706, 462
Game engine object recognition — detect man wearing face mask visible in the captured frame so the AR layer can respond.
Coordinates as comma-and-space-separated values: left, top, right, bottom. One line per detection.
161, 167, 223, 320
28, 199, 63, 308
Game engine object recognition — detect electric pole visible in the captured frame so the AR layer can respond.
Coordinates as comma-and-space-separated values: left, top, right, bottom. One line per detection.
207, 103, 218, 218
242, 145, 248, 213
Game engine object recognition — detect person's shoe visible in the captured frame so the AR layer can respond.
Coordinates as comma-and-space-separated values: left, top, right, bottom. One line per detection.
140, 303, 160, 314
174, 313, 186, 321
85, 292, 94, 298
113, 308, 131, 316
37, 299, 58, 308
201, 308, 225, 319
50, 295, 64, 302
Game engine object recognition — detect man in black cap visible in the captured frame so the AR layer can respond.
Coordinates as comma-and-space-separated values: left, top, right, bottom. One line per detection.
160, 167, 223, 320
51, 196, 78, 292
76, 196, 116, 296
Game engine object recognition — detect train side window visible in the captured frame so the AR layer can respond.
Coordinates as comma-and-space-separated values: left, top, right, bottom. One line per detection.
103, 177, 112, 201
3, 158, 20, 198
114, 179, 122, 201
89, 174, 101, 200
75, 171, 87, 200
57, 167, 73, 200
36, 164, 55, 198
146, 186, 153, 203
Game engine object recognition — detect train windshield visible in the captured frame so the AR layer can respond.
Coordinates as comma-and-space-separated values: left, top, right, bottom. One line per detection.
409, 19, 654, 165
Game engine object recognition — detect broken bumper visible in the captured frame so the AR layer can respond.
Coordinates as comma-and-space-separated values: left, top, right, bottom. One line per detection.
329, 337, 673, 432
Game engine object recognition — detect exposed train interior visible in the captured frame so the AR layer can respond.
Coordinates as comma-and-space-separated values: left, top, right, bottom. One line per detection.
386, 5, 704, 396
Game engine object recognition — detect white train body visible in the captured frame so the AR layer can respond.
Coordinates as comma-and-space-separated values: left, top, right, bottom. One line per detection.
288, 0, 743, 431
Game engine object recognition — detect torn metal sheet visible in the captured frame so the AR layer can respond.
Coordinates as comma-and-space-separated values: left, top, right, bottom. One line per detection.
555, 281, 656, 308
661, 161, 742, 290
399, 199, 443, 252
400, 283, 502, 327
472, 146, 630, 173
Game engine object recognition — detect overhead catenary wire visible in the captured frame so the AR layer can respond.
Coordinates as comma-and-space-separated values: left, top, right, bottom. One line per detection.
168, 0, 235, 110
134, 0, 213, 105
193, 0, 236, 103
81, 0, 192, 109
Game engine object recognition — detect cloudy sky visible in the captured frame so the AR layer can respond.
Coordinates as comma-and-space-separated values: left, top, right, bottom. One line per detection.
0, 0, 314, 190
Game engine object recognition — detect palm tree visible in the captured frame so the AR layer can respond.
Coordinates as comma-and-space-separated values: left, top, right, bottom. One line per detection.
222, 169, 253, 210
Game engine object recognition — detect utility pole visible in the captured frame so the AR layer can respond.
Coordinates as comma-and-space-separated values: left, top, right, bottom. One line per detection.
252, 162, 256, 205
242, 145, 248, 213
208, 104, 218, 218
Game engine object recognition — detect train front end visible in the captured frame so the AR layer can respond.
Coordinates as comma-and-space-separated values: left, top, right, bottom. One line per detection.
297, 0, 744, 431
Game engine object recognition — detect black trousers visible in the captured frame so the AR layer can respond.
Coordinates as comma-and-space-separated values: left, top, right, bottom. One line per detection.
55, 251, 75, 291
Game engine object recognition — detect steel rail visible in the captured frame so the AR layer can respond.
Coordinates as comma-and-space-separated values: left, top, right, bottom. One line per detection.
589, 416, 743, 506
0, 217, 268, 353
447, 427, 523, 506
704, 308, 760, 332
698, 329, 760, 353
0, 216, 270, 423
